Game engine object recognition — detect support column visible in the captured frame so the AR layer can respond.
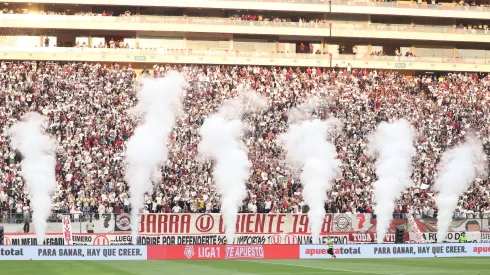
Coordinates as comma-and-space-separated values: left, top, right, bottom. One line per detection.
411, 46, 415, 55
135, 33, 140, 49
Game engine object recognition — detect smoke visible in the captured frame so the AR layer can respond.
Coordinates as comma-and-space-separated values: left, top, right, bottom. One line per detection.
287, 98, 319, 124
198, 88, 267, 244
435, 134, 488, 242
7, 112, 57, 244
279, 100, 342, 243
124, 71, 187, 244
367, 119, 415, 244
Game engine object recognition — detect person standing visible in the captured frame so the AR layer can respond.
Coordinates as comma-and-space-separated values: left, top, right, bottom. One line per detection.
86, 218, 95, 233
23, 220, 30, 233
327, 236, 337, 259
459, 232, 467, 243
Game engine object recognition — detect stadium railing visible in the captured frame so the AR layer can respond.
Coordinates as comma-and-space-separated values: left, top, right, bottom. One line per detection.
1, 46, 489, 65
331, 0, 490, 12
1, 14, 489, 37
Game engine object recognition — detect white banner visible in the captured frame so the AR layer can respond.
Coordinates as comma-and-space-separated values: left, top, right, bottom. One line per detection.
300, 243, 489, 259
419, 232, 490, 243
3, 233, 351, 246
0, 246, 147, 261
62, 215, 72, 246
406, 213, 424, 243
6, 232, 490, 246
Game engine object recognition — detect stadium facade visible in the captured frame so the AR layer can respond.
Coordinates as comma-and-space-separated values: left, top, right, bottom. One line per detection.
0, 0, 489, 72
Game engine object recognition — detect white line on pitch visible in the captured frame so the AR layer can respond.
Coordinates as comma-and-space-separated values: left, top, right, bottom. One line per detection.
240, 260, 405, 275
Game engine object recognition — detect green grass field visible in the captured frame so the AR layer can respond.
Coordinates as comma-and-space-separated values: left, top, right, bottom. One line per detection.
1, 258, 489, 275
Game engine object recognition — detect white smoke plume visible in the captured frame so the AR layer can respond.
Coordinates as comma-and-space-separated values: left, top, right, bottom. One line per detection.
367, 119, 415, 244
198, 88, 267, 244
287, 98, 320, 124
124, 71, 187, 244
7, 112, 57, 244
279, 100, 342, 243
435, 134, 488, 242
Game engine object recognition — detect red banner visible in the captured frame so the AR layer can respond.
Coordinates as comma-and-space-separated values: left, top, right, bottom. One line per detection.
147, 244, 299, 260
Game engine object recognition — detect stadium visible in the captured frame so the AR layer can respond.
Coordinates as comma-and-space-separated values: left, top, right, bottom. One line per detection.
1, 0, 490, 274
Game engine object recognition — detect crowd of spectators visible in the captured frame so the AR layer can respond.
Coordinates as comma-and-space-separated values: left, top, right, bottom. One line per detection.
74, 39, 130, 49
229, 13, 325, 26
1, 61, 490, 224
456, 22, 490, 33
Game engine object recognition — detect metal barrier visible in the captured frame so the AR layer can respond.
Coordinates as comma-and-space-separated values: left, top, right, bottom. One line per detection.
1, 14, 489, 36
331, 0, 490, 12
1, 47, 489, 65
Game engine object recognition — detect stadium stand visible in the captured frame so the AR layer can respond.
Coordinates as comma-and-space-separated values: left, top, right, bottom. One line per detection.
1, 62, 490, 223
1, 0, 490, 224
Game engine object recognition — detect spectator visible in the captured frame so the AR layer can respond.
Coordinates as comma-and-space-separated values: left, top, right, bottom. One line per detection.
0, 61, 490, 221
86, 218, 94, 233
23, 220, 29, 233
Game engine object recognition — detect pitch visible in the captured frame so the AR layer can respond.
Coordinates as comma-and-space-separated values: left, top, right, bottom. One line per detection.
1, 258, 489, 275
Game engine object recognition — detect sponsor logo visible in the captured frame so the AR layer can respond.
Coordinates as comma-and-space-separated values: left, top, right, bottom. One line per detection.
304, 247, 361, 256
473, 246, 490, 254
195, 214, 214, 233
225, 245, 264, 259
0, 248, 24, 256
93, 235, 110, 246
270, 235, 282, 245
184, 245, 195, 259
284, 234, 299, 244
116, 213, 131, 231
334, 214, 351, 232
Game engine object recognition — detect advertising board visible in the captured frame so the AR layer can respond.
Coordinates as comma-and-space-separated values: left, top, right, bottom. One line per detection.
147, 244, 299, 260
0, 246, 147, 261
300, 243, 490, 259
3, 243, 490, 260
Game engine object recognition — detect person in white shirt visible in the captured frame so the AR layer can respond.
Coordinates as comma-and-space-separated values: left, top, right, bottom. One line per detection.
22, 205, 30, 221
98, 203, 106, 215
248, 201, 257, 213
172, 205, 181, 213
86, 218, 95, 233
205, 202, 212, 213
